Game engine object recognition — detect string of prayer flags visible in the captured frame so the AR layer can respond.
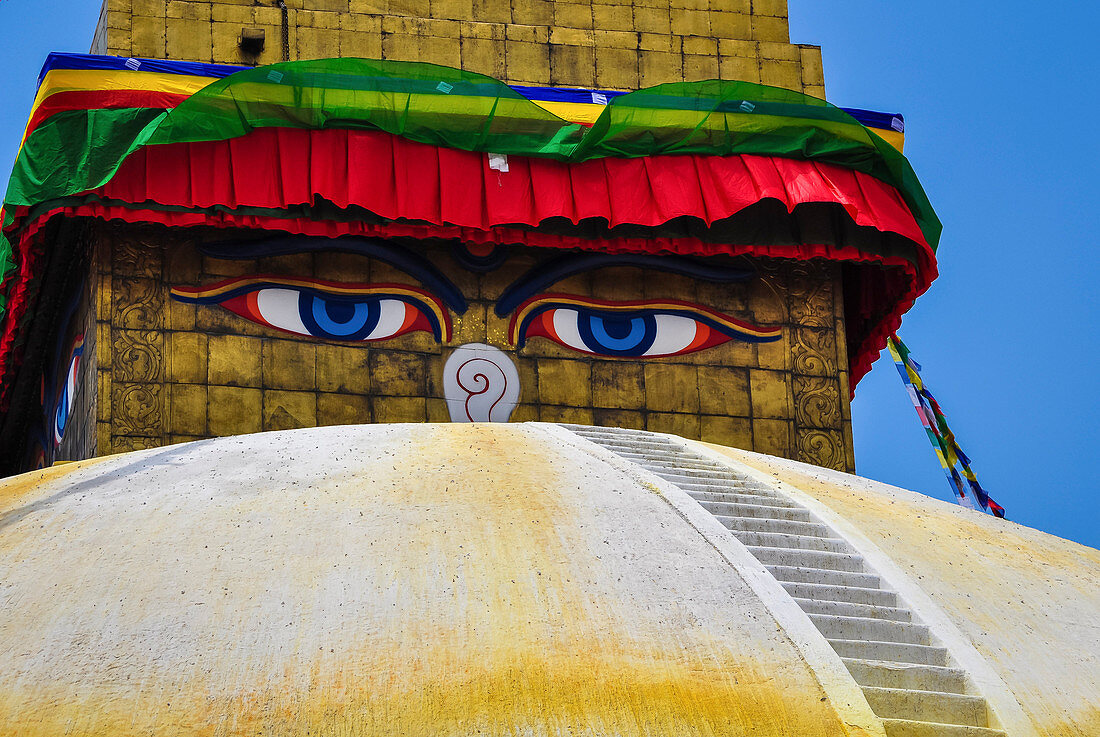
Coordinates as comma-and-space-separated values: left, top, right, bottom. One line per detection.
886, 335, 1005, 518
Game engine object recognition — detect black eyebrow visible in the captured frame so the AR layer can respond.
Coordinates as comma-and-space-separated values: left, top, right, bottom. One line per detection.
199, 235, 468, 313
495, 253, 754, 316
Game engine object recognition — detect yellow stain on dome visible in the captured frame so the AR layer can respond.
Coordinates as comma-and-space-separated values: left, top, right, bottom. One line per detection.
703, 443, 1100, 737
0, 425, 863, 737
0, 453, 112, 510
0, 655, 840, 737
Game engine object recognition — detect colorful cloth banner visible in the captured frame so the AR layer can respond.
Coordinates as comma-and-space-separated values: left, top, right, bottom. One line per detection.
0, 53, 939, 410
33, 54, 907, 144
4, 54, 936, 242
886, 335, 1004, 518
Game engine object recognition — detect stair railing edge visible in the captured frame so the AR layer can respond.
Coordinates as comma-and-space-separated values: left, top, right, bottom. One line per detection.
539, 422, 888, 737
682, 438, 1041, 737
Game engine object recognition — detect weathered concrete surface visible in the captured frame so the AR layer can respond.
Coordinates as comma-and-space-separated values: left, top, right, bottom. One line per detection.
701, 442, 1100, 737
0, 424, 865, 736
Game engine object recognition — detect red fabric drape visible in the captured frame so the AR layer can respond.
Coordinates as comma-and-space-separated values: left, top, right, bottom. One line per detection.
96, 127, 929, 247
1, 127, 937, 410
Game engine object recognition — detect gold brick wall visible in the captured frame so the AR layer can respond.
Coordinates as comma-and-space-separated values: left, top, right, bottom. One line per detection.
79, 1, 849, 470
91, 225, 853, 471
92, 0, 824, 94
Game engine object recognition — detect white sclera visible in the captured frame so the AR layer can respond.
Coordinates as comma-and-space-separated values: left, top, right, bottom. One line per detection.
371, 299, 409, 340
551, 307, 699, 356
255, 288, 310, 334
643, 314, 699, 356
255, 289, 411, 340
551, 308, 586, 352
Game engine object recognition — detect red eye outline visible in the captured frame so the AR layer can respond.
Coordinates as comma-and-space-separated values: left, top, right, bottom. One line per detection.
170, 276, 452, 343
508, 294, 781, 358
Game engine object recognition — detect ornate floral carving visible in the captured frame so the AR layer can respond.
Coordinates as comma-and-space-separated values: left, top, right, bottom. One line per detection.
793, 376, 841, 428
112, 383, 162, 437
791, 327, 837, 376
113, 277, 163, 330
786, 261, 834, 328
111, 238, 163, 278
110, 435, 160, 453
114, 330, 163, 384
796, 429, 846, 471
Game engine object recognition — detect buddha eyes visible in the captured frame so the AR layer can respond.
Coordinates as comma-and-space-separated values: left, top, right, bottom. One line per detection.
242, 289, 420, 342
170, 277, 451, 342
509, 296, 780, 358
171, 278, 779, 358
52, 335, 84, 445
532, 309, 708, 357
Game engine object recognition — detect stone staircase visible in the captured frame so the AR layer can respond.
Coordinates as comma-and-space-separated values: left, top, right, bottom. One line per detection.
562, 425, 1006, 737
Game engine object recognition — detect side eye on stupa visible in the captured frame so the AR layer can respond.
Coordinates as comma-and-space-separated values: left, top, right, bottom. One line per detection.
51, 334, 84, 446
508, 295, 780, 358
171, 277, 452, 343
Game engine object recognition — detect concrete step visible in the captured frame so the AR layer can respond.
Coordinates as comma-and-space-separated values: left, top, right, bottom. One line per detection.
828, 639, 951, 667
567, 433, 676, 450
719, 516, 832, 537
685, 489, 787, 507
576, 433, 677, 445
674, 479, 773, 493
749, 547, 868, 573
568, 431, 658, 443
811, 614, 931, 646
881, 719, 1005, 737
863, 687, 988, 727
709, 503, 813, 522
688, 479, 791, 494
694, 488, 797, 505
615, 454, 728, 471
587, 443, 680, 456
698, 495, 801, 515
585, 440, 676, 453
842, 659, 969, 694
782, 581, 897, 607
736, 531, 851, 553
568, 425, 649, 434
563, 423, 999, 736
655, 469, 748, 482
767, 565, 882, 589
635, 463, 747, 476
561, 423, 648, 435
648, 468, 745, 483
794, 598, 912, 623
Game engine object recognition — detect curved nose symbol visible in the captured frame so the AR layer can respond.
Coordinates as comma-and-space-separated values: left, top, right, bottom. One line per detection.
442, 343, 521, 422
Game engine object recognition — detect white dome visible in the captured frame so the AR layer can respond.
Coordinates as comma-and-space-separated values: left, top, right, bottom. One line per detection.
0, 423, 1095, 737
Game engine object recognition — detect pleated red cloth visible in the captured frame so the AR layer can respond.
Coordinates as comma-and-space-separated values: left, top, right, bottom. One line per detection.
1, 127, 936, 406
97, 127, 928, 247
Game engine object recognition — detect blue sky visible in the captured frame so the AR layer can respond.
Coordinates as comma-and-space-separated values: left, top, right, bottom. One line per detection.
1, 1, 1096, 548
789, 1, 1099, 548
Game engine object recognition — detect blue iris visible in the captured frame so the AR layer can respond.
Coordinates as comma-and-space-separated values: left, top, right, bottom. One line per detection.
299, 293, 381, 340
577, 311, 657, 356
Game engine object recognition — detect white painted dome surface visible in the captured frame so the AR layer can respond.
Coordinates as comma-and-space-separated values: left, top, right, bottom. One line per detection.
0, 422, 1096, 737
701, 442, 1100, 737
0, 424, 861, 737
